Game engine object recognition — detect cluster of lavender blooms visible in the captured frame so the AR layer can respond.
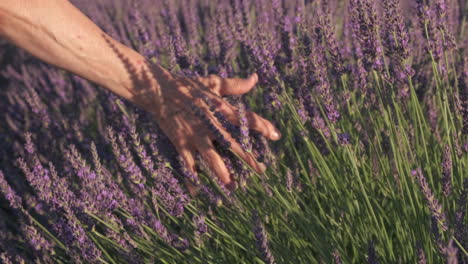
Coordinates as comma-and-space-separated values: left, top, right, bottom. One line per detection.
0, 0, 467, 263
252, 210, 276, 264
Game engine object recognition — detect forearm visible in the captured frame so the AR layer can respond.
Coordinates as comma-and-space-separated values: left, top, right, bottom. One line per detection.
0, 0, 169, 112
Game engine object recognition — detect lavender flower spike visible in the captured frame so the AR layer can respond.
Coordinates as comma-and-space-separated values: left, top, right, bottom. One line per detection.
0, 171, 22, 210
416, 243, 427, 264
441, 144, 452, 197
445, 239, 458, 264
238, 101, 252, 152
411, 168, 448, 231
252, 210, 276, 264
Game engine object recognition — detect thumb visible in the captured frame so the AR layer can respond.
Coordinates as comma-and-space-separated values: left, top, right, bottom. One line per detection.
220, 73, 258, 96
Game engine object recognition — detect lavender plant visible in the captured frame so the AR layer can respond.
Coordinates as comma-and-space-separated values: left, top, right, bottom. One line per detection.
0, 0, 467, 263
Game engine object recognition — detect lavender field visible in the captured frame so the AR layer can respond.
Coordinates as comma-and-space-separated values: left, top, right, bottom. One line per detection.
0, 0, 467, 263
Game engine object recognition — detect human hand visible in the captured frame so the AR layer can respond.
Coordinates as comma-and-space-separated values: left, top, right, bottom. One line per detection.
150, 70, 281, 188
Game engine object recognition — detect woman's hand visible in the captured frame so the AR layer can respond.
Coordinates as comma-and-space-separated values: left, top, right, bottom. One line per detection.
150, 70, 281, 187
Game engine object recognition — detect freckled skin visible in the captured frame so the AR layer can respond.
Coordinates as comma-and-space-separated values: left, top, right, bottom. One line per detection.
0, 0, 281, 185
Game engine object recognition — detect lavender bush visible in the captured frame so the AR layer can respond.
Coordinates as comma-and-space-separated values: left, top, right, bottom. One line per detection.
0, 0, 467, 263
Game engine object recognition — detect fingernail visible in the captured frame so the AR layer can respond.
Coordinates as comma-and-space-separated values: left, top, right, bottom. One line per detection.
259, 162, 267, 173
272, 129, 281, 140
252, 73, 258, 82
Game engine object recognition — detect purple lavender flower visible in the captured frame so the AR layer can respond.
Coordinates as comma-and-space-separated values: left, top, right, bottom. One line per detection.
52, 212, 102, 262
252, 210, 276, 264
411, 168, 448, 231
333, 250, 342, 264
310, 44, 340, 124
24, 132, 34, 154
458, 58, 468, 135
286, 168, 293, 192
238, 101, 252, 152
445, 239, 458, 264
416, 243, 427, 264
441, 144, 452, 196
350, 0, 384, 72
316, 8, 344, 76
20, 224, 53, 253
0, 171, 22, 210
178, 156, 201, 186
191, 103, 231, 149
415, 0, 444, 67
107, 127, 146, 188
193, 214, 208, 235
200, 184, 223, 207
434, 0, 456, 51
0, 253, 13, 264
382, 0, 414, 97
454, 179, 467, 260
338, 133, 351, 146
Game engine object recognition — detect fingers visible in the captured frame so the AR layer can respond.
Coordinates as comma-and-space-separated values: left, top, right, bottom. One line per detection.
193, 136, 232, 185
177, 148, 200, 197
199, 110, 267, 175
177, 146, 196, 176
203, 93, 281, 141
197, 73, 259, 96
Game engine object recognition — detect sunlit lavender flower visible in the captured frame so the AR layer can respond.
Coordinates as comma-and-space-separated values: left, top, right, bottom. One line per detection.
441, 144, 452, 196
411, 168, 448, 231
252, 210, 276, 264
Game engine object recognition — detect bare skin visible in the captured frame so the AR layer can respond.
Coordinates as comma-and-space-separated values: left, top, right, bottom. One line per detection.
0, 0, 281, 188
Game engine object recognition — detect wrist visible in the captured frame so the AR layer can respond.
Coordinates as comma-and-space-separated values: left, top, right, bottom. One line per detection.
109, 47, 170, 116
